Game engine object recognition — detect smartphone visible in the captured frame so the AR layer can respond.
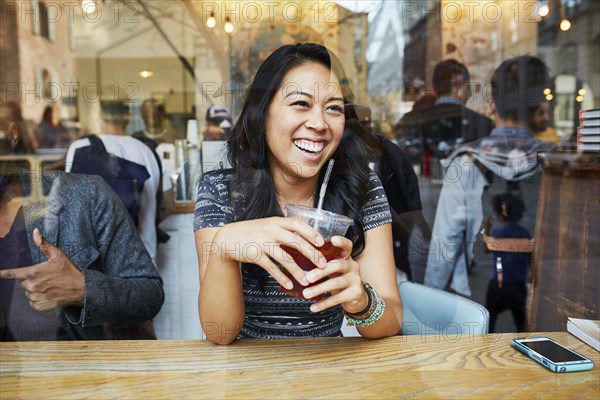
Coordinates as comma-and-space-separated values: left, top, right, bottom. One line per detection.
513, 336, 594, 373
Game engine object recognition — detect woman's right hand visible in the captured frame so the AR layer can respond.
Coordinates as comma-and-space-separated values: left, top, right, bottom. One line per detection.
210, 217, 327, 290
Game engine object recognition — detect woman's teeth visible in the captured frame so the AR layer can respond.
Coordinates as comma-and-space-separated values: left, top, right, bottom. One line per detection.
293, 139, 324, 153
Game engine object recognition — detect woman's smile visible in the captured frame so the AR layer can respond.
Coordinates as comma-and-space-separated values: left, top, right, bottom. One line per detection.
293, 138, 325, 154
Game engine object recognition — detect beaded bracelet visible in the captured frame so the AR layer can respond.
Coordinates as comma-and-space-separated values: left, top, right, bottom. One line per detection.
345, 283, 374, 320
344, 282, 386, 327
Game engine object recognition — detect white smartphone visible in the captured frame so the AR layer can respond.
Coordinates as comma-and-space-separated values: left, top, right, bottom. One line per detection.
513, 336, 594, 373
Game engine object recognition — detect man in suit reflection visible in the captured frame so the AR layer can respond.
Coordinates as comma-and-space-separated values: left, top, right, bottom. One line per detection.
402, 60, 494, 177
0, 106, 164, 341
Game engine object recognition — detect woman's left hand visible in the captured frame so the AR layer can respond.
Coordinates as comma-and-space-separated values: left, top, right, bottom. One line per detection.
301, 235, 369, 314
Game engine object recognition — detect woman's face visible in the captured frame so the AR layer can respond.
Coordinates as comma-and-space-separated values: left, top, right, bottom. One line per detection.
265, 62, 345, 183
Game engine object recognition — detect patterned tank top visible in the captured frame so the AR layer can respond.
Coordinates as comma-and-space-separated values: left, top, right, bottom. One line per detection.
193, 170, 391, 338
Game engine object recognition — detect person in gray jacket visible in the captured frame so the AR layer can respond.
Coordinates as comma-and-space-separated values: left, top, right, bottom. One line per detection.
0, 109, 164, 341
424, 56, 555, 297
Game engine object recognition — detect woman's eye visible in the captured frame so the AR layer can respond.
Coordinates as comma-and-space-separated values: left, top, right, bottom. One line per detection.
291, 101, 309, 108
327, 105, 344, 114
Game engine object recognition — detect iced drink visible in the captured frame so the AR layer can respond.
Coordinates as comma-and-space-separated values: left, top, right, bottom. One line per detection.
280, 204, 353, 300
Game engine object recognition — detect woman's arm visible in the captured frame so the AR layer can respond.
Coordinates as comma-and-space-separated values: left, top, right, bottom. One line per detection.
354, 223, 403, 337
195, 225, 244, 345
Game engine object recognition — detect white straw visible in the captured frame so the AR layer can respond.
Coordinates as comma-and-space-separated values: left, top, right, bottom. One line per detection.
317, 159, 335, 212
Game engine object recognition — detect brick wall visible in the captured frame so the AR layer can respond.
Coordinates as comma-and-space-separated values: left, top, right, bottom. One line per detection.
11, 0, 77, 122
1, 0, 21, 104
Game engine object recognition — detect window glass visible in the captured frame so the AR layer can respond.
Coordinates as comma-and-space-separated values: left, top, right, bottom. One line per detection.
1, 0, 598, 341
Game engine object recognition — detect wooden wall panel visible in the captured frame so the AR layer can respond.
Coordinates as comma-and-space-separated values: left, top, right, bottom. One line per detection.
528, 152, 600, 331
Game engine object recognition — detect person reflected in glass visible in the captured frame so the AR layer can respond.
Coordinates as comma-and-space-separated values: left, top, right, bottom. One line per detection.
424, 56, 556, 298
394, 93, 437, 174
134, 99, 175, 144
203, 105, 232, 141
529, 101, 559, 144
484, 194, 531, 332
351, 105, 431, 284
0, 102, 38, 154
34, 104, 70, 149
65, 94, 166, 264
404, 60, 494, 179
0, 106, 164, 341
194, 43, 402, 344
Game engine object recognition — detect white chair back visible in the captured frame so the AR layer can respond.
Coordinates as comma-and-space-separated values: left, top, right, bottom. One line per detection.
399, 281, 489, 335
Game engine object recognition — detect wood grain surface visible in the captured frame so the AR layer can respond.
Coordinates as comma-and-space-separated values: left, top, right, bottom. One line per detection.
1, 332, 598, 399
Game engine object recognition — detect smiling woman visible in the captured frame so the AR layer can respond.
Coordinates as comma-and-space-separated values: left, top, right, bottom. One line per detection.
265, 62, 345, 182
193, 43, 403, 344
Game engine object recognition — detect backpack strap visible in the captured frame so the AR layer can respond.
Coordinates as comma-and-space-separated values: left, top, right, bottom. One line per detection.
132, 134, 163, 197
132, 133, 170, 244
83, 134, 107, 152
473, 157, 495, 184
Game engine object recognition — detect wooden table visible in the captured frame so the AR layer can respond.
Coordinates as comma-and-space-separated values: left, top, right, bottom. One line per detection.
1, 332, 598, 399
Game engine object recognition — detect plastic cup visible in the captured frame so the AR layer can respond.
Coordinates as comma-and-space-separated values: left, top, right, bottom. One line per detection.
280, 204, 354, 300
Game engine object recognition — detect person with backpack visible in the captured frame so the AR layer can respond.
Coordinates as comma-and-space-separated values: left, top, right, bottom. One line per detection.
65, 96, 163, 264
424, 56, 556, 298
484, 193, 531, 332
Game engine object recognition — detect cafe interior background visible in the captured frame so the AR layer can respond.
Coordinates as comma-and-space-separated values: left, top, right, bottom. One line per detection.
1, 0, 598, 340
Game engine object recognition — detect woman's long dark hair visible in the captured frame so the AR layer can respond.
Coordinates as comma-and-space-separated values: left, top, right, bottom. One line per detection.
226, 43, 376, 257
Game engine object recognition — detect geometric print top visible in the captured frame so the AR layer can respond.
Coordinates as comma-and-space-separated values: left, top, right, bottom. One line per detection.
194, 170, 392, 338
